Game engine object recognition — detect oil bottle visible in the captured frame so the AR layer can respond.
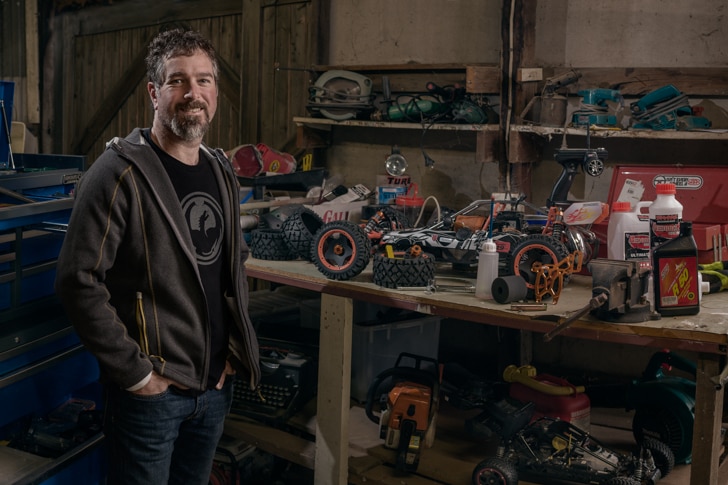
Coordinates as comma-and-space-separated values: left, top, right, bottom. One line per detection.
649, 182, 683, 250
652, 221, 700, 316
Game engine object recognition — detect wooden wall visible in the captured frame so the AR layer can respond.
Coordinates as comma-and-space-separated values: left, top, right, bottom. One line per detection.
44, 0, 324, 164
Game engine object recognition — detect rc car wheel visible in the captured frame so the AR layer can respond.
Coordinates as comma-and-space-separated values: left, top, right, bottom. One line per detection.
311, 221, 371, 280
604, 478, 640, 485
250, 229, 297, 261
471, 457, 518, 485
281, 206, 325, 260
372, 249, 436, 288
502, 234, 571, 300
642, 436, 675, 478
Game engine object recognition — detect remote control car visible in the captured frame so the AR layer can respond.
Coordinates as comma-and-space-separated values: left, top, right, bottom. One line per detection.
472, 416, 674, 485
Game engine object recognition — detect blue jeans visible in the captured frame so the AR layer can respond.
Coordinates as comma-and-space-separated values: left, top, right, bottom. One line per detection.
104, 380, 233, 485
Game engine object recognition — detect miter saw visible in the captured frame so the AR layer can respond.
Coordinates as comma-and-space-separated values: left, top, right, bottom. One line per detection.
306, 70, 375, 121
365, 353, 440, 473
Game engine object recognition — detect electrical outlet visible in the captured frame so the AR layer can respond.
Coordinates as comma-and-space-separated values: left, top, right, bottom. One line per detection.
517, 68, 543, 82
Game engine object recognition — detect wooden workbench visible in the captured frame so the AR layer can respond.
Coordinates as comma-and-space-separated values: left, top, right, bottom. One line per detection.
242, 257, 728, 485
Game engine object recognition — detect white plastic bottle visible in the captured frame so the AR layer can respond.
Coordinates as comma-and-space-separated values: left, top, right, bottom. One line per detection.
475, 239, 499, 300
607, 200, 652, 262
649, 182, 683, 250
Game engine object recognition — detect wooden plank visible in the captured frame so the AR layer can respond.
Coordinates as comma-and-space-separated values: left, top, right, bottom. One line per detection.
690, 353, 725, 485
241, 0, 262, 145
24, 0, 40, 124
71, 34, 151, 155
224, 417, 316, 469
314, 293, 354, 485
72, 0, 244, 36
466, 65, 501, 94
531, 67, 728, 97
475, 131, 499, 164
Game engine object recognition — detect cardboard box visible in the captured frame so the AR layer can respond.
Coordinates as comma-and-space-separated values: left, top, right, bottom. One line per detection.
306, 200, 369, 223
376, 185, 407, 205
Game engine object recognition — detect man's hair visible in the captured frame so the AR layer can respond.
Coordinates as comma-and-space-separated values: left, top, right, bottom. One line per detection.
146, 28, 219, 87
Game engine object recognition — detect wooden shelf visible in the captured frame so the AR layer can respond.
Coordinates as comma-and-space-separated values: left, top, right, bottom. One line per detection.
511, 123, 728, 141
294, 116, 500, 133
294, 117, 501, 163
508, 123, 728, 163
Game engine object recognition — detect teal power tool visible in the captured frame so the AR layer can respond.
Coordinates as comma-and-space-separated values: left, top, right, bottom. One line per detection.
572, 88, 623, 127
626, 349, 696, 464
630, 84, 711, 130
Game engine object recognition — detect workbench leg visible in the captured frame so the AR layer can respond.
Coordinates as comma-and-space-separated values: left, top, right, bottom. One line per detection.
690, 353, 725, 485
314, 294, 354, 485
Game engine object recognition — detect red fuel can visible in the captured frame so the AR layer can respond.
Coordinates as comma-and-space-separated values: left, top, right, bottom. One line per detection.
509, 373, 591, 432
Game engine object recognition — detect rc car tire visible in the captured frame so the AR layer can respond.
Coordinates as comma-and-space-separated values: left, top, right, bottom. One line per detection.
250, 228, 298, 261
281, 206, 325, 260
310, 221, 371, 280
372, 250, 436, 288
604, 478, 640, 485
642, 436, 675, 478
471, 457, 518, 485
502, 234, 571, 300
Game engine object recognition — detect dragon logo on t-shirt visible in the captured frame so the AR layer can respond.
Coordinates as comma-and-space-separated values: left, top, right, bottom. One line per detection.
181, 192, 224, 265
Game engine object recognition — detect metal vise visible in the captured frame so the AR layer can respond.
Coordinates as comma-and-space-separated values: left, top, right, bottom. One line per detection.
587, 259, 655, 323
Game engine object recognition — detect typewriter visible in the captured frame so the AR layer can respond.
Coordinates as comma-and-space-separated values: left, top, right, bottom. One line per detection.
230, 342, 317, 423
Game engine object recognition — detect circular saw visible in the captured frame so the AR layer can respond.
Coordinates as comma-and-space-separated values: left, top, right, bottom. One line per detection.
307, 70, 374, 121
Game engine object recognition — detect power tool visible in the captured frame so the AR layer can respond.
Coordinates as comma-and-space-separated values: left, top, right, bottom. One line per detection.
630, 84, 711, 130
306, 70, 375, 121
572, 88, 623, 127
365, 352, 440, 473
627, 349, 696, 464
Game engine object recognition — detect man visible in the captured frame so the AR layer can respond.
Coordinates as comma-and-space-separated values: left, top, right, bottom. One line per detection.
55, 28, 260, 484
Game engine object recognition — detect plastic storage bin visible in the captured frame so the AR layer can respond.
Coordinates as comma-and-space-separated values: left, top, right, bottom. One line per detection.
351, 315, 441, 402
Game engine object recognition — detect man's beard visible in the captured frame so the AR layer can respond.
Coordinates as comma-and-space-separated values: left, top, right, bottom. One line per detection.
163, 102, 211, 141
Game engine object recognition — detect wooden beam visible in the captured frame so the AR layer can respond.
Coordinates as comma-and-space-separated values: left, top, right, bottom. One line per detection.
72, 0, 244, 36
524, 67, 728, 97
24, 0, 40, 124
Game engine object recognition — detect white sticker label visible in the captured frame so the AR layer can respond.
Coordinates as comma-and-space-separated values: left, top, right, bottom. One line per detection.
616, 178, 645, 206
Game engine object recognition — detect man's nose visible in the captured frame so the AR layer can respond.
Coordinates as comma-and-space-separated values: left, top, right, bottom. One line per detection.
184, 85, 199, 99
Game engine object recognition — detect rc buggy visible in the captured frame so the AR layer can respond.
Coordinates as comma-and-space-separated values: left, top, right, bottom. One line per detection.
472, 416, 674, 485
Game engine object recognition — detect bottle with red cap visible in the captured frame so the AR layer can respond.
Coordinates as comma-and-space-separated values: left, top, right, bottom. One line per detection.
607, 200, 652, 262
649, 182, 683, 250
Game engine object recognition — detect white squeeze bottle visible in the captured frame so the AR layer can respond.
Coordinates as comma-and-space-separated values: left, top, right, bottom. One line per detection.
607, 200, 652, 262
475, 239, 499, 300
649, 182, 683, 250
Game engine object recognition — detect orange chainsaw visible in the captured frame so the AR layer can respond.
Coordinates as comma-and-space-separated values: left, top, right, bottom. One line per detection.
365, 352, 440, 472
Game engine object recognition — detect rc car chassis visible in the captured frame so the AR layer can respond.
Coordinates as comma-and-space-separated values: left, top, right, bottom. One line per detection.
472, 417, 674, 485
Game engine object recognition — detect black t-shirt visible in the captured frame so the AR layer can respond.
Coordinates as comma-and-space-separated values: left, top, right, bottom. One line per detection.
144, 130, 230, 388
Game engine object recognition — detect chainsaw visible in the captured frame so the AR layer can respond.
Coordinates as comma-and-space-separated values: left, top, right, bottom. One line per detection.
365, 352, 440, 473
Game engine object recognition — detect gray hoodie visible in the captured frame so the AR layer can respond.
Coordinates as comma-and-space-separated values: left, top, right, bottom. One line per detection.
55, 128, 260, 392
